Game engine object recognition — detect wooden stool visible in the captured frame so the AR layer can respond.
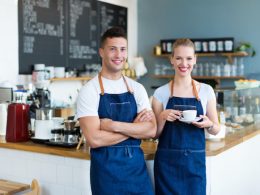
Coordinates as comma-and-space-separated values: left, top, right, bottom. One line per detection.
0, 179, 30, 195
22, 179, 40, 195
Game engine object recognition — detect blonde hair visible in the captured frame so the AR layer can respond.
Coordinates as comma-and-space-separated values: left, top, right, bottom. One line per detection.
172, 38, 195, 56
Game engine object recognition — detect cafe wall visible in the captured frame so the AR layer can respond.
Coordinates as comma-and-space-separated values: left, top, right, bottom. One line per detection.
1, 0, 260, 97
0, 0, 137, 84
0, 0, 137, 105
138, 0, 260, 95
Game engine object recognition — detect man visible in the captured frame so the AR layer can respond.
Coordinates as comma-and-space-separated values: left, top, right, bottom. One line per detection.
77, 27, 156, 195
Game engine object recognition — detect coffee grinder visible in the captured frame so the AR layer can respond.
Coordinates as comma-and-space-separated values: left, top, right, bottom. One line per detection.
6, 90, 30, 142
31, 63, 51, 109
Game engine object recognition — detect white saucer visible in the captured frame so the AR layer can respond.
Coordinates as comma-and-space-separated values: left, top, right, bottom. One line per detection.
179, 117, 201, 124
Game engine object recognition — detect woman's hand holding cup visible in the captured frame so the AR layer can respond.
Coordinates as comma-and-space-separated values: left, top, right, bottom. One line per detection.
161, 109, 182, 122
192, 115, 212, 128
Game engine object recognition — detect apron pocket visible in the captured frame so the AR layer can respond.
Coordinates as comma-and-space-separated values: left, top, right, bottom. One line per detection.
110, 101, 132, 122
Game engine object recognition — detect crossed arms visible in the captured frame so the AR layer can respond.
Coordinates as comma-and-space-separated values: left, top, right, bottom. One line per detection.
79, 109, 156, 148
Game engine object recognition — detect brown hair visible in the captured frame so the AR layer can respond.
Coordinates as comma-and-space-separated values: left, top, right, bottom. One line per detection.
172, 38, 195, 56
100, 26, 127, 48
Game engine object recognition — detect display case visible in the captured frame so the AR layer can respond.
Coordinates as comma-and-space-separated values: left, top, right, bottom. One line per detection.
216, 87, 260, 132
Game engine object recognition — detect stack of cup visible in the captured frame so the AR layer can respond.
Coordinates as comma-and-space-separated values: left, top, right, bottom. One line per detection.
54, 67, 65, 78
45, 66, 55, 79
0, 103, 7, 136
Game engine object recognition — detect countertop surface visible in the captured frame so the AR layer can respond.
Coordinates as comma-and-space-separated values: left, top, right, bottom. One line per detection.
1, 123, 260, 160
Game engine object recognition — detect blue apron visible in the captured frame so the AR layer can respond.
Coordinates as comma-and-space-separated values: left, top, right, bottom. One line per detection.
90, 74, 154, 195
154, 80, 206, 195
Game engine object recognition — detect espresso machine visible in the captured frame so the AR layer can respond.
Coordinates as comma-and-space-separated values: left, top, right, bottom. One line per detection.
33, 88, 51, 108
30, 80, 52, 140
31, 63, 51, 110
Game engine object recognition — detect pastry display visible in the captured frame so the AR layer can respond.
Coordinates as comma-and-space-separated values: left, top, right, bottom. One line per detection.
234, 79, 260, 89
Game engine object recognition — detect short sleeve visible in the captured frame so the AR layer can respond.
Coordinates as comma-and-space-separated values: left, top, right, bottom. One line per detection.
153, 83, 170, 109
133, 83, 151, 112
76, 81, 100, 119
206, 85, 215, 101
153, 87, 163, 103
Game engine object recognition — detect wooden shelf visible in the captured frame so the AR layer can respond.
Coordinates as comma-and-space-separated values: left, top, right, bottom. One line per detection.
152, 75, 246, 88
152, 75, 245, 80
50, 75, 137, 82
154, 51, 248, 58
154, 51, 248, 64
50, 76, 92, 82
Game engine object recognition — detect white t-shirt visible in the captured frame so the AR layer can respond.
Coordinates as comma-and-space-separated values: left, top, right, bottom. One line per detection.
76, 75, 151, 119
153, 82, 215, 115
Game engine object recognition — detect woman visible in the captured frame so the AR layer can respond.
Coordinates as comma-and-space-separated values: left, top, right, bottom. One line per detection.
152, 38, 220, 195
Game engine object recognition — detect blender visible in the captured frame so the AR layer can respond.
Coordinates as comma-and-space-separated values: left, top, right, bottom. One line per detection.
0, 87, 12, 136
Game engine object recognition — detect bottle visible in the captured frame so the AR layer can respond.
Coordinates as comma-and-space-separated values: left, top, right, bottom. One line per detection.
253, 97, 260, 123
224, 92, 232, 121
238, 95, 246, 116
220, 62, 225, 76
219, 111, 226, 137
237, 58, 244, 76
231, 92, 239, 120
198, 63, 204, 76
231, 64, 237, 76
154, 45, 161, 55
167, 42, 172, 53
204, 63, 210, 76
224, 62, 231, 76
215, 64, 221, 76
246, 96, 254, 114
192, 64, 198, 76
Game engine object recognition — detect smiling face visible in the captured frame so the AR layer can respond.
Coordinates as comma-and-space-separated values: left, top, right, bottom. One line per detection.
99, 37, 127, 74
170, 45, 196, 77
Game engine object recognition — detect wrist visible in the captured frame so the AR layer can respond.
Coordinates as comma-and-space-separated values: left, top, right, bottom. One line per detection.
160, 113, 166, 121
207, 122, 214, 132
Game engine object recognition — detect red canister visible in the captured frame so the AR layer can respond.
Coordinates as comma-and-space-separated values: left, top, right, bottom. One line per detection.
6, 103, 30, 142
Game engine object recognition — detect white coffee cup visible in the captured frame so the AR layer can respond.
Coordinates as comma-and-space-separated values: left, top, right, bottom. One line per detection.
54, 67, 65, 78
182, 110, 197, 121
34, 64, 45, 71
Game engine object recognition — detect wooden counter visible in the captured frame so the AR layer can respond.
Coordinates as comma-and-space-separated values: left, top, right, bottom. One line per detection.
206, 123, 260, 156
1, 123, 260, 160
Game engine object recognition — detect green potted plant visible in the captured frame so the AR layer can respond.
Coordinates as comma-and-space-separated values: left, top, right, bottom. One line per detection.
235, 42, 256, 57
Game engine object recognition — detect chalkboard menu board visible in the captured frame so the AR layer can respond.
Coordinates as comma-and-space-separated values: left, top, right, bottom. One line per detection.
97, 1, 127, 37
18, 0, 127, 74
68, 0, 98, 71
18, 0, 67, 74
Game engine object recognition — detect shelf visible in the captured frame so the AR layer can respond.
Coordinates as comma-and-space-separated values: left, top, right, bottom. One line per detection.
152, 75, 246, 89
154, 51, 248, 64
50, 76, 92, 82
50, 75, 137, 82
154, 51, 248, 58
152, 75, 245, 80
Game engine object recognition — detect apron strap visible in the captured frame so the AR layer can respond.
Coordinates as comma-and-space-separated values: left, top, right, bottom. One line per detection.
170, 79, 200, 101
122, 75, 134, 94
98, 73, 133, 95
98, 73, 105, 95
192, 79, 201, 101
